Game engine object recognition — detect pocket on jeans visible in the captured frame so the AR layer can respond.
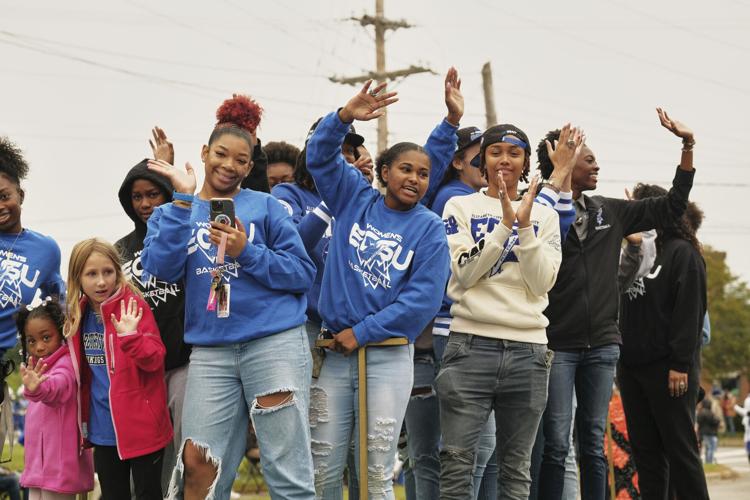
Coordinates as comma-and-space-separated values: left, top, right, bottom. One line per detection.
532, 345, 554, 369
440, 338, 467, 366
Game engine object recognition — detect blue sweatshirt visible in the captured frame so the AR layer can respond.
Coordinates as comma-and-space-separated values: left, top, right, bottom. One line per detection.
141, 190, 316, 346
271, 183, 329, 325
0, 229, 65, 350
306, 111, 451, 345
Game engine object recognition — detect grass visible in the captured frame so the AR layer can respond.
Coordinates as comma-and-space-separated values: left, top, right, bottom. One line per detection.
718, 432, 745, 447
703, 462, 738, 479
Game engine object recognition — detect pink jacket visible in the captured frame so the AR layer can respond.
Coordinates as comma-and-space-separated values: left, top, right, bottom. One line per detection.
20, 344, 94, 494
69, 286, 173, 460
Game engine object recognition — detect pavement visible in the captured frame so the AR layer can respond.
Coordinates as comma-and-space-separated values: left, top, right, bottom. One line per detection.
707, 447, 750, 500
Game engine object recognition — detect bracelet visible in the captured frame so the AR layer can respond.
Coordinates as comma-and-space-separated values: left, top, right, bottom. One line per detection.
682, 138, 695, 152
172, 191, 194, 203
541, 182, 561, 194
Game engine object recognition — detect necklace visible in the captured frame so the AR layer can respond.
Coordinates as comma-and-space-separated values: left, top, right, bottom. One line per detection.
0, 229, 23, 263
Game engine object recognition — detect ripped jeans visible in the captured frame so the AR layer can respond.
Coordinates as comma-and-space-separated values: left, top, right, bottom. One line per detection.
170, 325, 315, 499
310, 343, 413, 500
437, 333, 552, 500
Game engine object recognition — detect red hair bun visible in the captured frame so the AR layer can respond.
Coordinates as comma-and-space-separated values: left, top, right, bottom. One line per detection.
216, 94, 263, 133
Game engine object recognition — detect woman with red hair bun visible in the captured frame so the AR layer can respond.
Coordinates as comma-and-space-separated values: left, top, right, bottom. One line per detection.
142, 94, 317, 499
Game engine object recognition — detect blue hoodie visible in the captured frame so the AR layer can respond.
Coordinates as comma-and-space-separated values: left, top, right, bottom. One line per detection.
0, 229, 65, 349
305, 111, 451, 345
271, 183, 329, 325
141, 190, 316, 346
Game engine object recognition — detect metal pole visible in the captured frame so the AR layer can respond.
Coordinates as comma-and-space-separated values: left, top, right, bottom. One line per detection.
482, 62, 498, 128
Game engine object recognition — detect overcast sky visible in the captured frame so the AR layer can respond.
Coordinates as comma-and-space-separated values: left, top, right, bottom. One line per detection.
2, 0, 749, 283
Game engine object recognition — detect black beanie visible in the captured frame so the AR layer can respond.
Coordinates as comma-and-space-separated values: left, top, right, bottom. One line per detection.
479, 124, 531, 168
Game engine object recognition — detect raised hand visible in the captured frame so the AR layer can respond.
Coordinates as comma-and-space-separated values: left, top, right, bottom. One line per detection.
147, 159, 197, 195
353, 152, 374, 183
516, 175, 540, 229
209, 216, 249, 259
497, 173, 516, 230
149, 126, 175, 165
657, 108, 693, 141
111, 297, 144, 334
338, 80, 399, 123
20, 357, 49, 393
444, 66, 464, 126
546, 124, 584, 190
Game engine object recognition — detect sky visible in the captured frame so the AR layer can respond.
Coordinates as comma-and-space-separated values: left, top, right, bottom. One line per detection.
1, 0, 749, 282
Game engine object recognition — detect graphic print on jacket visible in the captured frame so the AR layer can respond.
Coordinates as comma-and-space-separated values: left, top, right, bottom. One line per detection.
348, 222, 414, 290
123, 249, 181, 307
187, 220, 256, 283
446, 213, 542, 277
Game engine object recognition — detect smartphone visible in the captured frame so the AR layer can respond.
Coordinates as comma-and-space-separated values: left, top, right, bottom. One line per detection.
210, 198, 235, 228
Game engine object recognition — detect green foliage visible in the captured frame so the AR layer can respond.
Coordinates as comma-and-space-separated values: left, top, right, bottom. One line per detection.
701, 246, 750, 377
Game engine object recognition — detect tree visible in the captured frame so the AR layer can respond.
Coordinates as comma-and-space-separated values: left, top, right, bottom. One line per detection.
701, 245, 750, 377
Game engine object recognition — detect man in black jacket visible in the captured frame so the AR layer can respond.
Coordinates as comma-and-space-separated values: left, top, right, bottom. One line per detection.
115, 132, 191, 491
533, 109, 696, 500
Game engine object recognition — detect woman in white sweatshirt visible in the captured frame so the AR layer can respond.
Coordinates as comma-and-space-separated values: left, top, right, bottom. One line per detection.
436, 124, 582, 499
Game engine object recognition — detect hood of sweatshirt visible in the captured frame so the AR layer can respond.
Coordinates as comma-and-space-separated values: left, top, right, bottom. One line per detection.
118, 159, 174, 237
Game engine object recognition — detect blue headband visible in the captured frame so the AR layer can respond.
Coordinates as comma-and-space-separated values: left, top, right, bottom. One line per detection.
501, 136, 528, 149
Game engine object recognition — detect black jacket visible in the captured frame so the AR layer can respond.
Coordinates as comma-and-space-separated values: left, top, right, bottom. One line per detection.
619, 236, 706, 372
115, 159, 191, 371
544, 167, 694, 350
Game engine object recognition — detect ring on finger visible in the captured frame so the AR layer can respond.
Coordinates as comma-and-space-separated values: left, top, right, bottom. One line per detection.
566, 139, 576, 148
368, 89, 379, 97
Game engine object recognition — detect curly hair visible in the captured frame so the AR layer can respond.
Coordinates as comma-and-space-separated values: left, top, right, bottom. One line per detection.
535, 129, 560, 180
263, 141, 300, 168
15, 298, 66, 362
631, 183, 703, 253
209, 94, 263, 149
375, 142, 429, 187
0, 136, 29, 185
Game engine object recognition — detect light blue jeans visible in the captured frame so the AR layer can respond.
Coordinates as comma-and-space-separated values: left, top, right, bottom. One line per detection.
703, 435, 718, 464
310, 343, 414, 499
170, 325, 314, 500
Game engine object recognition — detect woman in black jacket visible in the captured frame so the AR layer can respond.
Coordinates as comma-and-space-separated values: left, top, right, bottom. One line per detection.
618, 180, 708, 500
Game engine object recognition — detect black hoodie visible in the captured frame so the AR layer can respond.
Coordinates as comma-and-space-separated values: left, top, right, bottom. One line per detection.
115, 159, 191, 371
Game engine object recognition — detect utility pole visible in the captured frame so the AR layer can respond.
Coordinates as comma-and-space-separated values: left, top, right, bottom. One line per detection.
330, 0, 433, 153
482, 62, 498, 128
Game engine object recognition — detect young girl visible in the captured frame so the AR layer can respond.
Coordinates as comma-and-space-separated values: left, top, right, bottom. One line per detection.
142, 95, 316, 499
17, 299, 93, 499
66, 238, 172, 500
304, 72, 460, 499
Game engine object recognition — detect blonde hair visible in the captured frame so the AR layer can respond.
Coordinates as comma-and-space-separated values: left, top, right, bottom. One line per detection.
64, 238, 141, 337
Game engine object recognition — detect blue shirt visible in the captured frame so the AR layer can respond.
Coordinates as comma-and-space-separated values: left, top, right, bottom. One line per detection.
82, 308, 117, 446
306, 112, 451, 345
141, 190, 316, 346
0, 229, 65, 350
271, 183, 330, 325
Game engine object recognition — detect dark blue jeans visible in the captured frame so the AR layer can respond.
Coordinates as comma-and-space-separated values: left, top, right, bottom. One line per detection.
538, 344, 619, 500
437, 333, 552, 500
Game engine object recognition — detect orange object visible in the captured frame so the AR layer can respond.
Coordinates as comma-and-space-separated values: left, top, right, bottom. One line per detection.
605, 392, 640, 499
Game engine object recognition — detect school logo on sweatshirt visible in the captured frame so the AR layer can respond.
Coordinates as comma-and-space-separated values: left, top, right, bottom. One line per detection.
348, 222, 413, 290
123, 250, 181, 308
187, 222, 256, 282
0, 253, 40, 308
466, 215, 540, 277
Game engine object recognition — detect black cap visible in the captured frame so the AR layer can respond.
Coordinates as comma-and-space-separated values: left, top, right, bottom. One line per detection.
305, 117, 364, 147
479, 124, 531, 167
456, 126, 483, 155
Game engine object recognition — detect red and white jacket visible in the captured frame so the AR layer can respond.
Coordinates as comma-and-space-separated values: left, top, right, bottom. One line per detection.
68, 286, 173, 460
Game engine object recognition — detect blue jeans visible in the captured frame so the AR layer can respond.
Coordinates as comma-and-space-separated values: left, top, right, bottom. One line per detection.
404, 349, 441, 500
171, 325, 314, 499
310, 343, 414, 499
703, 435, 718, 464
539, 344, 619, 500
437, 333, 552, 500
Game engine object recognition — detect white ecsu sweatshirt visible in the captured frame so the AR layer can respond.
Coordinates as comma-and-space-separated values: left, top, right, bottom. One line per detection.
443, 190, 562, 344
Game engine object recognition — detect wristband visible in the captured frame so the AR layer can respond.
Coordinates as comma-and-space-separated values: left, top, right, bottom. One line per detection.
173, 191, 194, 203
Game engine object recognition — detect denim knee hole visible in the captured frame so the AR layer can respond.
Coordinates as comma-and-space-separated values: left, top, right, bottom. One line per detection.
171, 438, 222, 500
310, 385, 330, 428
367, 417, 397, 453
